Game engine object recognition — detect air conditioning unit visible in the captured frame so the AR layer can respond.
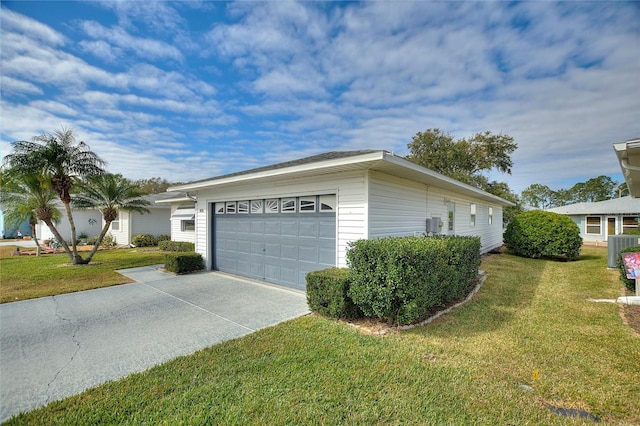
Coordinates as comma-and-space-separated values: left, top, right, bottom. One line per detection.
608, 235, 640, 268
426, 217, 441, 234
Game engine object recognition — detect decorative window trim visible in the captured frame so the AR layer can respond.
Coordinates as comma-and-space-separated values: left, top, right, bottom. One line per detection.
238, 201, 249, 214
215, 203, 225, 214
319, 195, 336, 212
265, 199, 279, 214
251, 200, 264, 214
299, 196, 316, 212
225, 201, 236, 214
586, 216, 602, 235
281, 198, 296, 213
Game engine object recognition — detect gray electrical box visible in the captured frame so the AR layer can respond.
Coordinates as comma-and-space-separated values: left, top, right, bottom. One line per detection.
426, 217, 441, 234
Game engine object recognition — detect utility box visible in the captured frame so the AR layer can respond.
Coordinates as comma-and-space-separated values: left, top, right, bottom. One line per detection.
425, 217, 441, 234
607, 235, 640, 268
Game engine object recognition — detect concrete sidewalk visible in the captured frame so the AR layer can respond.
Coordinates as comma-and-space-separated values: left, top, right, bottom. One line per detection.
0, 266, 309, 422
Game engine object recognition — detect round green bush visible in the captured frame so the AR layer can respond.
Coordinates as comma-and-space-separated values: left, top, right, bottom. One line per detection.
131, 234, 157, 247
504, 210, 582, 260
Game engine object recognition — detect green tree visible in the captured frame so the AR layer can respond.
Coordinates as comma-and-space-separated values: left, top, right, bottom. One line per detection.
73, 173, 151, 263
3, 128, 107, 264
568, 176, 617, 203
0, 170, 62, 255
133, 177, 177, 194
521, 184, 556, 209
406, 128, 517, 188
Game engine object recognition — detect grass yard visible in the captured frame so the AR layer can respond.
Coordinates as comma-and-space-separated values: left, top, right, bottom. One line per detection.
0, 246, 166, 303
4, 247, 640, 425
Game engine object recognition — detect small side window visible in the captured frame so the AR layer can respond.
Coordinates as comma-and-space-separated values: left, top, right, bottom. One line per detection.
226, 202, 236, 214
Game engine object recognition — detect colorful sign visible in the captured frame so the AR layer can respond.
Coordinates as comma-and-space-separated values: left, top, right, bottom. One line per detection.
621, 252, 640, 279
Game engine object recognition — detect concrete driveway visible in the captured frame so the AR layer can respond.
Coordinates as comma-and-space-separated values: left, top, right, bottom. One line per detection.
0, 266, 310, 422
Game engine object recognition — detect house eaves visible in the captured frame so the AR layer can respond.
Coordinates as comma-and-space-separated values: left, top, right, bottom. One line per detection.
614, 137, 640, 198
169, 150, 515, 207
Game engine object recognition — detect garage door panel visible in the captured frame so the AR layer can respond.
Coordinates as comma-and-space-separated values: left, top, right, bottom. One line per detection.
264, 220, 280, 236
215, 207, 335, 289
319, 247, 335, 265
298, 245, 318, 263
264, 242, 281, 258
250, 219, 265, 234
299, 220, 318, 238
281, 244, 298, 261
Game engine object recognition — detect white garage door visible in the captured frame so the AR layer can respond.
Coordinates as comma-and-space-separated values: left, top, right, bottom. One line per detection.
214, 195, 336, 290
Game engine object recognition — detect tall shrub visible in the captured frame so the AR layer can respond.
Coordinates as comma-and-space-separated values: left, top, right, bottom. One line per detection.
504, 210, 582, 260
346, 236, 481, 325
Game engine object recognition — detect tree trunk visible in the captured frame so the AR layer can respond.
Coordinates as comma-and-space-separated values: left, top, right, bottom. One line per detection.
29, 221, 41, 256
62, 200, 84, 264
42, 219, 74, 262
82, 221, 113, 264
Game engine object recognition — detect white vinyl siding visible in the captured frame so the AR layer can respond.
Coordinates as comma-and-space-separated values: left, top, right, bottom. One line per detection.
131, 208, 170, 238
170, 204, 197, 243
368, 171, 427, 237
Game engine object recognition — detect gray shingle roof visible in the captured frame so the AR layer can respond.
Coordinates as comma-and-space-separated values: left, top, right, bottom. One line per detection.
547, 196, 640, 215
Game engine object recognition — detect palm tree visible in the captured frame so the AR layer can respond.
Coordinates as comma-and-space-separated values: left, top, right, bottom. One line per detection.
3, 128, 106, 264
73, 173, 151, 264
0, 170, 62, 255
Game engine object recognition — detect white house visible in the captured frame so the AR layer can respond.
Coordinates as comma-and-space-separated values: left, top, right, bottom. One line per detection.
547, 197, 640, 244
38, 209, 103, 243
155, 192, 196, 244
38, 193, 173, 246
107, 193, 172, 246
168, 150, 514, 290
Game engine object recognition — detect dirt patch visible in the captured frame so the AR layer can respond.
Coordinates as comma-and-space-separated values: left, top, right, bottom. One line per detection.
621, 304, 640, 337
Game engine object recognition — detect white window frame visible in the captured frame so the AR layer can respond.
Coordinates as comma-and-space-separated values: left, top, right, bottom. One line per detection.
111, 212, 120, 231
181, 220, 195, 232
237, 201, 249, 214
622, 216, 640, 234
585, 216, 602, 235
281, 198, 296, 213
488, 207, 493, 225
470, 204, 477, 227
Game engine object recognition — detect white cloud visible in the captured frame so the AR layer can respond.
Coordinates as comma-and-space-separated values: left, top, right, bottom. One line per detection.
80, 20, 184, 62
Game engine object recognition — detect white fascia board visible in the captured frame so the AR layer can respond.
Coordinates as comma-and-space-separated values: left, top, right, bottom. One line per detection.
380, 153, 516, 207
168, 151, 386, 192
154, 197, 194, 205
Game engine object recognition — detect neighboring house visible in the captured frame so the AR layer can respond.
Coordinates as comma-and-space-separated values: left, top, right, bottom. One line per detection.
106, 193, 172, 246
154, 192, 196, 244
614, 137, 640, 198
168, 150, 514, 290
547, 197, 640, 244
37, 193, 173, 246
37, 209, 103, 243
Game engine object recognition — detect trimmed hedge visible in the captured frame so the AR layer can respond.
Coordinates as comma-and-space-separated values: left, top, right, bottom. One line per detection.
164, 253, 204, 274
306, 268, 361, 319
346, 235, 481, 325
158, 240, 195, 252
504, 210, 582, 260
131, 234, 157, 247
618, 246, 640, 292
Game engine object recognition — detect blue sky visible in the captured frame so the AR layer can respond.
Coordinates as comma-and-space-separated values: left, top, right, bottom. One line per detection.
1, 1, 638, 194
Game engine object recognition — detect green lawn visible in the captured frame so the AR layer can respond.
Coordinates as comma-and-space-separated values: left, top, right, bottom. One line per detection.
0, 246, 166, 303
4, 247, 640, 425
